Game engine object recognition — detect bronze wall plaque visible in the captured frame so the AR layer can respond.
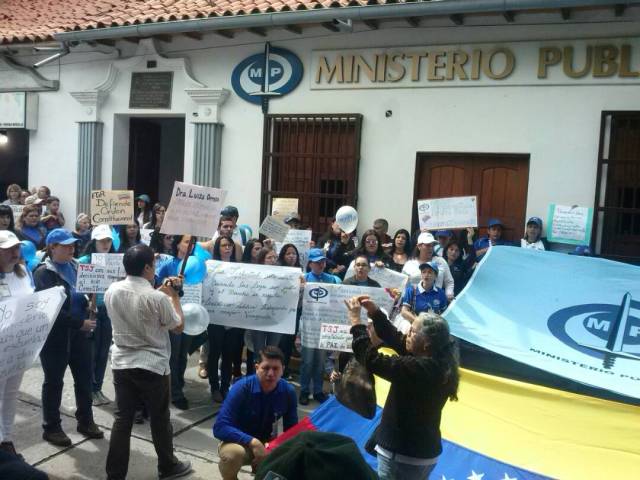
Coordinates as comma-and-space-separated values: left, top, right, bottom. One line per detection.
129, 72, 173, 109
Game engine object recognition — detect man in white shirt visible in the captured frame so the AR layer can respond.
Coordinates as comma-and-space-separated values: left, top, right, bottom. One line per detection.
104, 244, 192, 480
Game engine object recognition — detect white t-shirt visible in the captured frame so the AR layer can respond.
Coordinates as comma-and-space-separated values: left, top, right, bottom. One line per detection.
0, 266, 34, 300
521, 238, 546, 250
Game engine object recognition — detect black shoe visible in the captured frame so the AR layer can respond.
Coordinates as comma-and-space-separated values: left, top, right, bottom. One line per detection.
298, 393, 309, 406
159, 460, 192, 479
211, 390, 224, 404
77, 422, 104, 439
43, 430, 72, 447
172, 397, 189, 410
134, 409, 145, 424
0, 441, 24, 460
313, 392, 329, 404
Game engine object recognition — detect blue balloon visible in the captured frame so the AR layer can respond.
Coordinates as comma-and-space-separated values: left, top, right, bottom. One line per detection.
192, 243, 212, 262
27, 257, 40, 272
20, 240, 36, 261
182, 256, 207, 285
111, 227, 121, 252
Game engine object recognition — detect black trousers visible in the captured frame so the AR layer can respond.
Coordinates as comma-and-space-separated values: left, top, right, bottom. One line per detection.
106, 369, 178, 479
40, 328, 93, 432
169, 332, 192, 401
207, 325, 243, 393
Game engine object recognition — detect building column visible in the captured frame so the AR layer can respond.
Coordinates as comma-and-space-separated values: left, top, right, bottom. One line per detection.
193, 122, 223, 188
76, 122, 103, 214
186, 88, 229, 188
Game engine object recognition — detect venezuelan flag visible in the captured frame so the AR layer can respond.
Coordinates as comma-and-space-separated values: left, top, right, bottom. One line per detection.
271, 348, 640, 478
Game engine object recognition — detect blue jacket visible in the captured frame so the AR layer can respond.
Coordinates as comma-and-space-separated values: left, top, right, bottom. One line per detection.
213, 374, 298, 445
304, 271, 341, 284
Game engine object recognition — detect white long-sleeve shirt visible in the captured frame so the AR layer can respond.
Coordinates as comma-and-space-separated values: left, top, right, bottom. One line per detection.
402, 256, 454, 298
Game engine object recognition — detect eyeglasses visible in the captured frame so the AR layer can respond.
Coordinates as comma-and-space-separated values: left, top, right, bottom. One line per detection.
365, 239, 378, 245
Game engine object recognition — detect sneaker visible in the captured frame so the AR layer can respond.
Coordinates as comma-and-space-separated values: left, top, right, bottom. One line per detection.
159, 460, 192, 479
313, 392, 329, 404
77, 422, 104, 439
92, 391, 106, 406
211, 389, 224, 404
97, 391, 111, 405
298, 392, 309, 406
172, 397, 189, 410
43, 430, 72, 447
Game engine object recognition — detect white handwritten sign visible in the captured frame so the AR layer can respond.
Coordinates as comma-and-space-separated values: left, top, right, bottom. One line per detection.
344, 264, 408, 292
259, 216, 291, 243
275, 229, 312, 268
301, 283, 394, 350
417, 196, 478, 231
140, 228, 154, 246
202, 261, 300, 334
547, 204, 594, 245
271, 198, 298, 220
180, 283, 203, 306
90, 190, 134, 225
10, 205, 24, 224
76, 264, 119, 293
0, 287, 66, 381
318, 323, 352, 352
161, 181, 226, 238
91, 253, 126, 279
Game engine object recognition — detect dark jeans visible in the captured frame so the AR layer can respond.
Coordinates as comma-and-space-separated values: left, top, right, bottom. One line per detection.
106, 369, 178, 479
208, 325, 243, 393
0, 449, 48, 480
169, 332, 192, 402
40, 328, 94, 432
231, 328, 244, 377
91, 305, 112, 392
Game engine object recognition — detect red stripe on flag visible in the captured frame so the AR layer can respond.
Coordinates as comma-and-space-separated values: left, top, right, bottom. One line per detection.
266, 416, 317, 452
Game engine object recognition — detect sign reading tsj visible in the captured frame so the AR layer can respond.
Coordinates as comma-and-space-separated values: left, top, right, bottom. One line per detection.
231, 47, 303, 105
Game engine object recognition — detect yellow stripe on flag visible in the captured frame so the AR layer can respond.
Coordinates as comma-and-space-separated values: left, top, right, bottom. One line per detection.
372, 349, 640, 478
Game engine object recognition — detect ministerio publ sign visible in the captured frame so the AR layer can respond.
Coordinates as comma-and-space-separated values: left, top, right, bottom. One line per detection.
311, 38, 640, 89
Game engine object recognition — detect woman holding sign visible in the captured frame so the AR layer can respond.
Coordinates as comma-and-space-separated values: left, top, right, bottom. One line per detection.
0, 231, 35, 458
34, 229, 103, 447
346, 295, 459, 480
78, 224, 116, 407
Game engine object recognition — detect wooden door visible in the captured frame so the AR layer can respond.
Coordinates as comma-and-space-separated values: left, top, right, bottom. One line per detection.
414, 153, 530, 241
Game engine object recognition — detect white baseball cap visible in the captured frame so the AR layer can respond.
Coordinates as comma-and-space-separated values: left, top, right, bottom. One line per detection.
417, 232, 437, 245
0, 231, 21, 249
91, 224, 113, 241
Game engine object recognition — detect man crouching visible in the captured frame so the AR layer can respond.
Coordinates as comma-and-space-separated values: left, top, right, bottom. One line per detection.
213, 346, 297, 480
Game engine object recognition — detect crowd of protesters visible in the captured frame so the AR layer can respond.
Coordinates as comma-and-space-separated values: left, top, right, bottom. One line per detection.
0, 184, 590, 479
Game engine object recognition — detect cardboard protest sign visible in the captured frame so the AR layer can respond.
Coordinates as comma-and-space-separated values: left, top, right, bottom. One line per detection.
161, 181, 226, 238
271, 198, 298, 220
76, 264, 119, 293
547, 204, 593, 245
0, 287, 66, 381
140, 228, 154, 246
318, 323, 352, 352
10, 205, 24, 224
301, 283, 394, 350
90, 190, 134, 225
259, 216, 291, 242
91, 253, 126, 279
343, 264, 408, 291
202, 261, 300, 334
417, 196, 478, 231
275, 229, 312, 268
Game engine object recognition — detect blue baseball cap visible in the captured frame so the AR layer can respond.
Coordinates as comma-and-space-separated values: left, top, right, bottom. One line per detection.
435, 230, 454, 238
569, 245, 591, 256
527, 217, 543, 228
488, 218, 503, 228
308, 248, 327, 263
46, 228, 78, 246
419, 260, 439, 275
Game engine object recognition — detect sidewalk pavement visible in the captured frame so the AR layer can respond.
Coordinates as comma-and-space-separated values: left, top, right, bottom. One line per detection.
15, 354, 316, 480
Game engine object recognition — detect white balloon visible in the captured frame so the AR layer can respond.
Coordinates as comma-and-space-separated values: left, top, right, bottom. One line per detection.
181, 303, 210, 336
335, 206, 359, 234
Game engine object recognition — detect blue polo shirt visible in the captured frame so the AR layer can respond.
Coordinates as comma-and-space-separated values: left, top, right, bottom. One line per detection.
473, 237, 514, 261
213, 374, 298, 445
401, 283, 448, 315
304, 271, 341, 284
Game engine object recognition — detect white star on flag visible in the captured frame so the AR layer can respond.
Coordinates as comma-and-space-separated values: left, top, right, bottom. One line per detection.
502, 474, 517, 480
467, 471, 484, 480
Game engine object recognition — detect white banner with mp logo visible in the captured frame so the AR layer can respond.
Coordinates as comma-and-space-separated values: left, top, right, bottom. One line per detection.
444, 246, 640, 399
